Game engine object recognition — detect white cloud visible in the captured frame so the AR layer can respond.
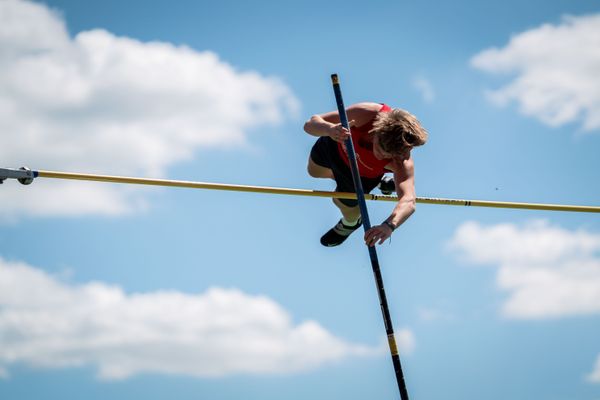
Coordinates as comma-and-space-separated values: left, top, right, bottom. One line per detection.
447, 220, 600, 319
588, 354, 600, 383
0, 257, 392, 380
0, 0, 299, 220
417, 307, 455, 323
471, 14, 600, 132
411, 76, 435, 103
0, 180, 147, 222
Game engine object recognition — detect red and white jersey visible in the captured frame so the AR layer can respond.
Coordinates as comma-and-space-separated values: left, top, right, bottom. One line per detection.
336, 103, 392, 178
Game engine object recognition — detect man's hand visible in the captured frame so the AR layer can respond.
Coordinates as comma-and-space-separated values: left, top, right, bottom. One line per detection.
328, 120, 355, 143
364, 224, 393, 247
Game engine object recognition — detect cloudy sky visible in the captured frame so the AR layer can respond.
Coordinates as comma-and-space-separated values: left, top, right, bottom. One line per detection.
1, 0, 599, 399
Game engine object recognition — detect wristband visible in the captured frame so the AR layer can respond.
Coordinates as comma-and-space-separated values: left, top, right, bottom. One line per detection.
383, 220, 397, 232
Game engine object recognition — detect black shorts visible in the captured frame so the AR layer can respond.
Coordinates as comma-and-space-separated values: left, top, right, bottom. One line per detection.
310, 136, 383, 207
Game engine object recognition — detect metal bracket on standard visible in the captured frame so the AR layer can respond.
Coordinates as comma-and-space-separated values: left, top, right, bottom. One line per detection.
0, 167, 36, 185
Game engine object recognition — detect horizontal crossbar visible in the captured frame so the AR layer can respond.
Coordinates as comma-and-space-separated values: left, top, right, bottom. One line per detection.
1, 168, 599, 213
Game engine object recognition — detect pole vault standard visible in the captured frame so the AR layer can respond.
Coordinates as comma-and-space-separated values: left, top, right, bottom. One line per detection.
1, 167, 599, 213
330, 74, 409, 400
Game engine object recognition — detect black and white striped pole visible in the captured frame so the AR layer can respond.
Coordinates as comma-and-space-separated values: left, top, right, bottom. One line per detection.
331, 73, 410, 400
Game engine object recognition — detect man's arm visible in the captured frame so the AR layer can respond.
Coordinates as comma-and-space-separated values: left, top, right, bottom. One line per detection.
388, 158, 417, 227
364, 157, 416, 247
303, 102, 381, 142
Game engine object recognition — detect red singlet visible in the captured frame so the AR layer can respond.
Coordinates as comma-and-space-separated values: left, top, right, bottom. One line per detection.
337, 104, 392, 178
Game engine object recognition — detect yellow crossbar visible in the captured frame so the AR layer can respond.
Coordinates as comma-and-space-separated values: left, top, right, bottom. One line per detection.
36, 170, 600, 213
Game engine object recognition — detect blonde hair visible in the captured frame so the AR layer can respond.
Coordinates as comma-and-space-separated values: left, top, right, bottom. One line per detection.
370, 109, 428, 155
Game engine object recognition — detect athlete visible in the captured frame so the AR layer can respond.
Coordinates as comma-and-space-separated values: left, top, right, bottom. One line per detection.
304, 102, 428, 247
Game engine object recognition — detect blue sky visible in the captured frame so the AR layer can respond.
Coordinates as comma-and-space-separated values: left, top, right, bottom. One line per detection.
1, 0, 600, 399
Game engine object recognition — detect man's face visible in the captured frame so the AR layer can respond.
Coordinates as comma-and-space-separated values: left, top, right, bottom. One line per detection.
373, 135, 411, 161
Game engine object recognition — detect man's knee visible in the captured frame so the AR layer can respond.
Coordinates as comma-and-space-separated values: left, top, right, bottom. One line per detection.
307, 158, 334, 179
307, 163, 319, 178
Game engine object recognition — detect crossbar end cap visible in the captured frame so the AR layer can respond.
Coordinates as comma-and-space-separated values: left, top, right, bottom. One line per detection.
17, 167, 34, 185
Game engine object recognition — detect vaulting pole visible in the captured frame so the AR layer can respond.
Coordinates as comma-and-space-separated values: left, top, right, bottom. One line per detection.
330, 73, 409, 400
1, 167, 599, 213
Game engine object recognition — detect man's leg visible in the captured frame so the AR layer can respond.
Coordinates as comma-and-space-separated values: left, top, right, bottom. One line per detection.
320, 174, 383, 247
307, 157, 334, 179
308, 157, 361, 222
308, 157, 362, 247
333, 198, 360, 223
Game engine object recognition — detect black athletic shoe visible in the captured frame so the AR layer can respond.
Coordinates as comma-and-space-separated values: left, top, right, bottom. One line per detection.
320, 218, 362, 247
378, 175, 395, 195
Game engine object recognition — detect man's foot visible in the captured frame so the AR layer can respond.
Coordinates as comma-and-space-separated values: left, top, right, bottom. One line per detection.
378, 176, 395, 195
320, 218, 362, 247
